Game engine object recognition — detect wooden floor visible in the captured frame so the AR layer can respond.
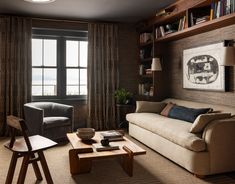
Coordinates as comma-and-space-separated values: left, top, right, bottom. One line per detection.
1, 136, 235, 184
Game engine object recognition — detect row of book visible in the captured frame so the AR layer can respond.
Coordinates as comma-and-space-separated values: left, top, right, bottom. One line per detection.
155, 16, 186, 39
139, 32, 153, 43
210, 0, 235, 20
138, 83, 153, 96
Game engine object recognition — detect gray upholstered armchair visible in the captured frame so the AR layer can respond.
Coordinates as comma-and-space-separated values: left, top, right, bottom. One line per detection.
24, 102, 74, 141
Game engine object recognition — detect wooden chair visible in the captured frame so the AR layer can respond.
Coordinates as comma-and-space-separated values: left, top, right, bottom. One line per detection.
4, 115, 57, 184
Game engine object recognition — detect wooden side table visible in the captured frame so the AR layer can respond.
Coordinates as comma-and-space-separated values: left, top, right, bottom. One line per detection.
116, 104, 135, 129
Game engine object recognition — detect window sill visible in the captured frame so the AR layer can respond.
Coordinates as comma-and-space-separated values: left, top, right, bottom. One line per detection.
32, 96, 87, 104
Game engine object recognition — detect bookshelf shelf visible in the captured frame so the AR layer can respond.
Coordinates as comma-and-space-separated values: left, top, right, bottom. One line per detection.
155, 12, 235, 42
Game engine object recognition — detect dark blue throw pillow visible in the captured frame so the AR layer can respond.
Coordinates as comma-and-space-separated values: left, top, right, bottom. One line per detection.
168, 105, 211, 123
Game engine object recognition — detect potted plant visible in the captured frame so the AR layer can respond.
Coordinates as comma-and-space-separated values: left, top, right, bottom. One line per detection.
114, 88, 133, 105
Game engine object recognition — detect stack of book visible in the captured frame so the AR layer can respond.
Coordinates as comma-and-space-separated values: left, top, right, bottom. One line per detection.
145, 68, 152, 75
195, 15, 210, 25
92, 143, 119, 152
100, 131, 124, 141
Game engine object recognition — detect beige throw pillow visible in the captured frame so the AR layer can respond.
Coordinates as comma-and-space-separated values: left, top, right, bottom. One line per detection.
190, 113, 231, 133
135, 101, 166, 113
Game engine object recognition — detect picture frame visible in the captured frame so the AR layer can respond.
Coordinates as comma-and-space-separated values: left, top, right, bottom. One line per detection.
183, 42, 226, 91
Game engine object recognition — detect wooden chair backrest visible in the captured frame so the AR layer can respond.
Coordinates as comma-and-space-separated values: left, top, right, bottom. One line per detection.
7, 115, 32, 151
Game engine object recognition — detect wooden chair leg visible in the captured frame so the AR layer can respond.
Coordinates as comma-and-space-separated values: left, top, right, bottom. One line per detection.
17, 154, 30, 184
5, 152, 18, 184
31, 153, 42, 180
38, 151, 53, 184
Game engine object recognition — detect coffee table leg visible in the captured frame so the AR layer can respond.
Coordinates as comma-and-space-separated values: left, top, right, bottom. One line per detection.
121, 146, 134, 177
69, 149, 92, 175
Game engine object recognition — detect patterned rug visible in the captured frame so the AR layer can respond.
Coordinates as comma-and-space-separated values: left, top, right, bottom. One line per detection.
0, 136, 235, 184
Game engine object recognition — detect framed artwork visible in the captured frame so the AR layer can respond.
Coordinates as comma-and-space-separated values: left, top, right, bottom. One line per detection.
183, 42, 226, 91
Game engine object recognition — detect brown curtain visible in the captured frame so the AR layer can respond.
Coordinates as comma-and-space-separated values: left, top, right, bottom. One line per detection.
87, 23, 119, 130
0, 16, 32, 136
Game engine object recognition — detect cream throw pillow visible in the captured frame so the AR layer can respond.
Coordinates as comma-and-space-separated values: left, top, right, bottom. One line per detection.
135, 101, 166, 113
190, 113, 231, 133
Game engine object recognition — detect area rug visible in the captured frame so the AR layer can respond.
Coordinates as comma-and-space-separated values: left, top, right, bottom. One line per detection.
0, 136, 235, 184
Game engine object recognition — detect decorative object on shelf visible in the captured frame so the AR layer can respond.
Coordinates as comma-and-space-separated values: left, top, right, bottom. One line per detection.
77, 128, 95, 140
220, 46, 235, 66
183, 42, 226, 91
151, 58, 162, 71
114, 88, 133, 105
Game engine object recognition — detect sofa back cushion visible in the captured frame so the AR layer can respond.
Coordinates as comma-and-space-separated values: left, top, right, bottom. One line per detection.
168, 105, 212, 123
190, 113, 231, 133
136, 101, 166, 113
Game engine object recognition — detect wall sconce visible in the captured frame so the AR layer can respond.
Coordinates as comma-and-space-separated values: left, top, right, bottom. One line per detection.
221, 46, 235, 66
151, 58, 162, 71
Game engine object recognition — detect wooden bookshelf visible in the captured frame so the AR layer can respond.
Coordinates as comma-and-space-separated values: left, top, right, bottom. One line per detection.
136, 0, 235, 100
155, 12, 235, 42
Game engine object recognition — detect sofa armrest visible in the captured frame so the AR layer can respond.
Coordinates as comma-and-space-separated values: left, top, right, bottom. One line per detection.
202, 118, 235, 173
24, 104, 44, 136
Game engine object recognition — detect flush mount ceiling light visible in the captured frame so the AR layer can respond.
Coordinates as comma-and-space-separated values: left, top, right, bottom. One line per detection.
24, 0, 55, 4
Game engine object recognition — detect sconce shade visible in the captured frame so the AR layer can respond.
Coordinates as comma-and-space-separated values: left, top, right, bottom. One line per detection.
151, 58, 162, 71
221, 47, 235, 66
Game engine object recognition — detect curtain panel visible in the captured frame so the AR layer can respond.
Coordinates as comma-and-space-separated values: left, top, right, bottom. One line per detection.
0, 16, 32, 136
87, 23, 119, 130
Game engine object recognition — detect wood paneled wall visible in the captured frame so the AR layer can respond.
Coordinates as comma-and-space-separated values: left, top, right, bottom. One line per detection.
164, 24, 235, 107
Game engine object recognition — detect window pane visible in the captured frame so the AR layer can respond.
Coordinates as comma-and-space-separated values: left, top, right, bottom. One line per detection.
67, 86, 79, 95
67, 69, 79, 85
32, 86, 42, 96
32, 39, 42, 66
80, 85, 87, 95
44, 69, 57, 85
66, 40, 78, 67
44, 39, 57, 66
80, 41, 88, 67
80, 69, 87, 85
44, 86, 57, 96
32, 68, 42, 85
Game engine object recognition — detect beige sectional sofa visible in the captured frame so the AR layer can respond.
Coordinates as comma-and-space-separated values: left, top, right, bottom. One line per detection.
126, 98, 235, 176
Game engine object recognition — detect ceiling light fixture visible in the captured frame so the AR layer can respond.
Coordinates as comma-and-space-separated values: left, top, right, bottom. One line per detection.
24, 0, 55, 4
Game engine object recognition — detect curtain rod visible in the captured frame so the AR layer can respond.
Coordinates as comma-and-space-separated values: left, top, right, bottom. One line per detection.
32, 17, 89, 24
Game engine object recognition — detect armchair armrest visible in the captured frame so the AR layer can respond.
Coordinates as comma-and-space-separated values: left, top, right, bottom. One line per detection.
24, 104, 44, 136
202, 118, 235, 173
52, 103, 74, 131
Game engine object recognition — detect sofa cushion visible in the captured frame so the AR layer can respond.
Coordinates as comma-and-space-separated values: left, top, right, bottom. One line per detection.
126, 113, 206, 152
135, 101, 166, 113
190, 113, 231, 133
168, 105, 212, 123
43, 117, 71, 129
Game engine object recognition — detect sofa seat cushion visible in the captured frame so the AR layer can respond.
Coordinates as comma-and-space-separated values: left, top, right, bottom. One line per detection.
126, 113, 206, 152
43, 117, 71, 129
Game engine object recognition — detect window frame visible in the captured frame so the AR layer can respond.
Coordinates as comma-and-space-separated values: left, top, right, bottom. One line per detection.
32, 28, 88, 101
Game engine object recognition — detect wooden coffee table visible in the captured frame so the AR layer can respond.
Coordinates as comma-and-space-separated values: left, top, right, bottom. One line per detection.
67, 132, 146, 176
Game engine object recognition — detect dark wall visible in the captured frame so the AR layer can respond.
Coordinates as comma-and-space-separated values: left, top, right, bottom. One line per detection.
164, 24, 235, 107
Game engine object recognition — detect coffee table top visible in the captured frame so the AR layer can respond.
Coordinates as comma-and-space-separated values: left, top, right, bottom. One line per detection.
67, 131, 146, 159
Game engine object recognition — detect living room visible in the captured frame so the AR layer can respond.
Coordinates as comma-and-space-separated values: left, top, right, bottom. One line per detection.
1, 0, 235, 183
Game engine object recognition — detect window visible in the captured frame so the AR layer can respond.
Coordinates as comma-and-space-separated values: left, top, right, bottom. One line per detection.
32, 29, 88, 99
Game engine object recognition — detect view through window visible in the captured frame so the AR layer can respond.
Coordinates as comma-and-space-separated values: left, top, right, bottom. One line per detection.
31, 29, 88, 99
